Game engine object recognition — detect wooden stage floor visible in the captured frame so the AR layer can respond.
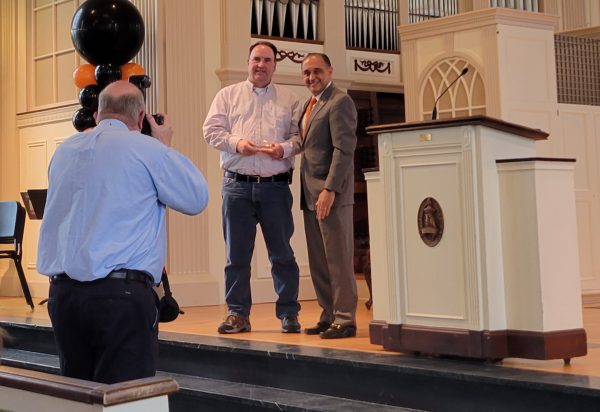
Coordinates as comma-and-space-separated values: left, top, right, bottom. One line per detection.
2, 296, 600, 378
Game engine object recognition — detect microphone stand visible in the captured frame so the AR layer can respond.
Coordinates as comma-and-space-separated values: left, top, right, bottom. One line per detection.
431, 67, 469, 120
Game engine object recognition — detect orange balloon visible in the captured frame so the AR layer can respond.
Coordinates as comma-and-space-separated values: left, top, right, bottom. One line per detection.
73, 64, 97, 89
120, 63, 145, 80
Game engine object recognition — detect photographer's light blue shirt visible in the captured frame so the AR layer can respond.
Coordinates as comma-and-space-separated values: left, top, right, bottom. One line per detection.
37, 119, 209, 284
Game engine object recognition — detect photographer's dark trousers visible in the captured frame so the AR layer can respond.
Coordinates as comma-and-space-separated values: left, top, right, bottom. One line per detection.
47, 273, 159, 384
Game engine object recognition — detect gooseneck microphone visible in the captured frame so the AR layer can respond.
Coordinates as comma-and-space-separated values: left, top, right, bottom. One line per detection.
431, 67, 469, 120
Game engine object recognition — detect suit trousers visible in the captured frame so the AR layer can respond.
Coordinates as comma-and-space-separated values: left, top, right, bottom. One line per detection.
221, 178, 300, 319
303, 205, 357, 326
47, 276, 159, 383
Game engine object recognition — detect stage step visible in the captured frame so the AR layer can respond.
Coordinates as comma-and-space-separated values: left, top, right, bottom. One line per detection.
0, 348, 417, 412
164, 372, 418, 411
2, 321, 600, 411
1, 348, 58, 374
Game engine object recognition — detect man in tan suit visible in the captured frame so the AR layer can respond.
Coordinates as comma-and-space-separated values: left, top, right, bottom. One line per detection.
300, 53, 358, 339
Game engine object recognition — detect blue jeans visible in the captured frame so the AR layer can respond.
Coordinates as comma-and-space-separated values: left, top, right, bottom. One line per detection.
222, 177, 300, 319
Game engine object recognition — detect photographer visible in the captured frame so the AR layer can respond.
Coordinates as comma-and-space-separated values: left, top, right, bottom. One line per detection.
37, 80, 209, 384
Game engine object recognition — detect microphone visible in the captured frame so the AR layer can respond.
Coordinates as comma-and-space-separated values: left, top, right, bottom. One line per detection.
431, 67, 469, 120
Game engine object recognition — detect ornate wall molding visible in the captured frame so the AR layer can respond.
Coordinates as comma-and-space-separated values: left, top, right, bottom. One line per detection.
354, 58, 391, 74
277, 49, 307, 64
16, 104, 79, 128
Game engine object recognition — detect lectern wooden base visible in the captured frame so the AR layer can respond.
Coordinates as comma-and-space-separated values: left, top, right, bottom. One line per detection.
370, 321, 587, 360
365, 116, 587, 361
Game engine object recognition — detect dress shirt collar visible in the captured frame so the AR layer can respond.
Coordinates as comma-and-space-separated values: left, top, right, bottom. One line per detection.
246, 79, 273, 95
313, 81, 333, 102
96, 118, 129, 131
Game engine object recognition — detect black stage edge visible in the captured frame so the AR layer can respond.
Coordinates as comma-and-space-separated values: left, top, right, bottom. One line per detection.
2, 321, 600, 411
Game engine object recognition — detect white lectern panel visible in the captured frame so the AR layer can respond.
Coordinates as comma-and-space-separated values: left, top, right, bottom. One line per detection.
400, 157, 468, 326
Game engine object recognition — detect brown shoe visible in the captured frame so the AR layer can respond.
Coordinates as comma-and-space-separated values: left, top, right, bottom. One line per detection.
218, 314, 251, 334
320, 324, 356, 339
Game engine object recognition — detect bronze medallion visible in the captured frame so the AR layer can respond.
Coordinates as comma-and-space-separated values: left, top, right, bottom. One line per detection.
417, 197, 444, 247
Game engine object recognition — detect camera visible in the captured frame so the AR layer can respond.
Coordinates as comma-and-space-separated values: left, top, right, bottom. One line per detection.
141, 113, 164, 136
128, 74, 163, 137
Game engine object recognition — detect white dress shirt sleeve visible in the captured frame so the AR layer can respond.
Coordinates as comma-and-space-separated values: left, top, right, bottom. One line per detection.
203, 88, 241, 154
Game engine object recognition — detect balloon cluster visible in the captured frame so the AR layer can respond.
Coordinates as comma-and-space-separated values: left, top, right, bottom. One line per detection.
70, 0, 149, 132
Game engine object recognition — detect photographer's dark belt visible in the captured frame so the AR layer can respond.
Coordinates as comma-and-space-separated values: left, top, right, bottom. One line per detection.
224, 170, 291, 183
51, 269, 151, 284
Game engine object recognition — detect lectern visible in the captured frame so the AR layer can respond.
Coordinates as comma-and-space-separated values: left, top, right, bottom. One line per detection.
365, 116, 586, 361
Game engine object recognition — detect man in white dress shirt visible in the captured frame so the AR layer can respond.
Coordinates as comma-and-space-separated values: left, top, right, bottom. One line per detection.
203, 41, 302, 334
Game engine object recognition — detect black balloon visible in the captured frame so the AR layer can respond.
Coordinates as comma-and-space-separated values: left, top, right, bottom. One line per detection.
71, 0, 145, 66
94, 64, 122, 88
79, 85, 101, 111
72, 108, 96, 132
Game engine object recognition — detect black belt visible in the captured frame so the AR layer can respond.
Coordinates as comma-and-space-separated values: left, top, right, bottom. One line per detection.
51, 269, 151, 284
224, 170, 292, 183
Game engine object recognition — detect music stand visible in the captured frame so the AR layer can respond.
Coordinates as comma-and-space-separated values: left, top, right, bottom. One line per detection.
20, 189, 48, 305
20, 189, 47, 220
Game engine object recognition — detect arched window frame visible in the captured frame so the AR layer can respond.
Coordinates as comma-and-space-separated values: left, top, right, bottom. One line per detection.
420, 57, 486, 120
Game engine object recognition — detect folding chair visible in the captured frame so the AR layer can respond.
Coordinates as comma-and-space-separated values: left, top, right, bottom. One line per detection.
0, 201, 34, 309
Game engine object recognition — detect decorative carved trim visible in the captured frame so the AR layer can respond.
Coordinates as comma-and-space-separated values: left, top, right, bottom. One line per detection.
354, 59, 391, 74
370, 321, 587, 360
277, 49, 307, 64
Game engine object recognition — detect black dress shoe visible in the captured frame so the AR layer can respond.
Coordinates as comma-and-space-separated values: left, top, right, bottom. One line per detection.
304, 321, 331, 335
320, 324, 356, 339
281, 316, 301, 333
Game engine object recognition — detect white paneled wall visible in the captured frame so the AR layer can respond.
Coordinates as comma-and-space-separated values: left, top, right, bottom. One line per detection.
536, 104, 600, 299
